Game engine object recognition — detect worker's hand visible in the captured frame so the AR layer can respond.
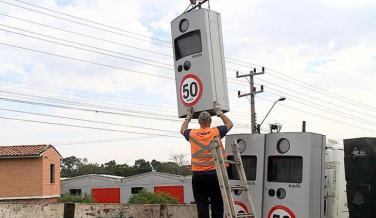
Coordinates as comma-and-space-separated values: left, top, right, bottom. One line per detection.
186, 107, 194, 121
214, 101, 223, 116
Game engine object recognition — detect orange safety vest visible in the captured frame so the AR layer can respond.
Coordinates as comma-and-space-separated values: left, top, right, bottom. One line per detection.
189, 127, 227, 171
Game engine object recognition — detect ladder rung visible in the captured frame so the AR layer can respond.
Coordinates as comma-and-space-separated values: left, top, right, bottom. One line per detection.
230, 185, 247, 190
225, 160, 239, 164
236, 212, 254, 218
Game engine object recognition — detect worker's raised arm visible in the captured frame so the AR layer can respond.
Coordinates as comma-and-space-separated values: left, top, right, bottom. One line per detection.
214, 101, 233, 131
180, 107, 194, 135
218, 113, 233, 131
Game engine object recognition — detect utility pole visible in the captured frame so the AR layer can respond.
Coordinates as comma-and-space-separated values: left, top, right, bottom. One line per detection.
237, 68, 264, 133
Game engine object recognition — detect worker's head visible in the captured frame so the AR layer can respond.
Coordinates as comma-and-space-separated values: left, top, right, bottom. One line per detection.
198, 111, 212, 127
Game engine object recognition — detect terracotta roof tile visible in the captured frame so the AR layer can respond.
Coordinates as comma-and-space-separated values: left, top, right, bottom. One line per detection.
0, 145, 52, 157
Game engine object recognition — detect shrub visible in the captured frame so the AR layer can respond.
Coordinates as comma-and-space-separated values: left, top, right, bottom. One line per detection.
128, 188, 179, 204
59, 192, 96, 203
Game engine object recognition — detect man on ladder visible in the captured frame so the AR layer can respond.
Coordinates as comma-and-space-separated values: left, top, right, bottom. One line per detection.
180, 101, 233, 218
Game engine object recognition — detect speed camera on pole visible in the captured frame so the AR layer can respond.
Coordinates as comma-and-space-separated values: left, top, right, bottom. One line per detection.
171, 8, 230, 118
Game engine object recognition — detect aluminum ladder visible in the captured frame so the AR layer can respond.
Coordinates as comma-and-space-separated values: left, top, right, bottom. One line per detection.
210, 138, 256, 218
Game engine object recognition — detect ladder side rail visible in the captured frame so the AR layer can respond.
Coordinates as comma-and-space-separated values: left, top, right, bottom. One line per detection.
211, 139, 237, 217
231, 139, 256, 218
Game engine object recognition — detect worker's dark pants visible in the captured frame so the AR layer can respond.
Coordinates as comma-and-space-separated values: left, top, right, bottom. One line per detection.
192, 170, 224, 218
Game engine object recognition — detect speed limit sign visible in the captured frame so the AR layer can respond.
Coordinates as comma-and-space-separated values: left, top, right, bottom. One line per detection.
267, 205, 296, 218
180, 74, 203, 107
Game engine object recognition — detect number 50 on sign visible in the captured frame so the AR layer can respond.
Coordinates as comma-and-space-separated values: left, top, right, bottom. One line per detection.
180, 74, 203, 107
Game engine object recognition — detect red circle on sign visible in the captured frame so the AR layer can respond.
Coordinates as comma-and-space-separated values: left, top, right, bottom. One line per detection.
179, 74, 203, 107
225, 201, 251, 218
267, 205, 296, 218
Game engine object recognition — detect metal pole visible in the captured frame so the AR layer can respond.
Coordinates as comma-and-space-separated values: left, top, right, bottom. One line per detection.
250, 72, 256, 133
302, 121, 306, 132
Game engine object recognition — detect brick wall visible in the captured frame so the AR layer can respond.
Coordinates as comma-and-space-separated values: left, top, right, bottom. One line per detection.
41, 148, 61, 197
0, 157, 43, 198
0, 147, 61, 200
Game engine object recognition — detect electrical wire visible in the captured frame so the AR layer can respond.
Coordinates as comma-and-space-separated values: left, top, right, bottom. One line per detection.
1, 1, 374, 134
0, 96, 253, 129
0, 115, 181, 138
0, 13, 172, 57
0, 0, 172, 48
0, 25, 250, 89
0, 79, 175, 107
4, 0, 374, 114
0, 24, 173, 67
256, 96, 376, 133
13, 0, 171, 44
257, 77, 376, 119
0, 107, 181, 134
54, 135, 159, 146
264, 90, 376, 127
0, 28, 174, 71
226, 58, 376, 112
0, 42, 175, 80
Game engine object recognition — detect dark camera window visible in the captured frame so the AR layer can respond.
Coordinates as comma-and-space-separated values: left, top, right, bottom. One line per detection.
267, 156, 303, 183
174, 30, 202, 61
227, 155, 257, 181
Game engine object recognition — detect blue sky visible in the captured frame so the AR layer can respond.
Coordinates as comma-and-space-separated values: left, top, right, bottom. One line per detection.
0, 0, 375, 164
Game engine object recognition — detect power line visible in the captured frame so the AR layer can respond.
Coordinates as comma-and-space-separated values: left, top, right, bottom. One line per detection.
0, 90, 177, 118
2, 0, 374, 134
0, 0, 172, 48
264, 90, 376, 127
0, 115, 181, 138
0, 14, 258, 90
0, 13, 172, 57
0, 96, 252, 129
0, 28, 174, 71
256, 96, 376, 133
0, 79, 175, 107
258, 78, 376, 119
0, 43, 175, 80
54, 135, 159, 146
0, 97, 180, 122
226, 58, 376, 112
0, 24, 173, 67
0, 43, 249, 93
0, 107, 180, 134
13, 0, 171, 44
5, 0, 374, 115
0, 25, 251, 89
0, 85, 177, 113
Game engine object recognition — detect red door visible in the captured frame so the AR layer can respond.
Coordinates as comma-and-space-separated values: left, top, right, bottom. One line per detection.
91, 188, 120, 203
154, 186, 184, 203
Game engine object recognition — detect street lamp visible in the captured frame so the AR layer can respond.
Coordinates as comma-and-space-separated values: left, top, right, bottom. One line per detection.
257, 97, 286, 133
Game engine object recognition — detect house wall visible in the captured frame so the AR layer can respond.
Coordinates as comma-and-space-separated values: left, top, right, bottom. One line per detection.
61, 174, 195, 204
119, 174, 194, 203
42, 148, 61, 197
61, 177, 122, 196
0, 157, 43, 198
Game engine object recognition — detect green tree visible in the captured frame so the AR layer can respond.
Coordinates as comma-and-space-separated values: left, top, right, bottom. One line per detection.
59, 192, 96, 203
61, 156, 83, 177
128, 189, 179, 204
134, 159, 152, 174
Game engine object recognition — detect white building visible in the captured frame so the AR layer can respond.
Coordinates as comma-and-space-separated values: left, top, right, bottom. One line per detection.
61, 172, 194, 204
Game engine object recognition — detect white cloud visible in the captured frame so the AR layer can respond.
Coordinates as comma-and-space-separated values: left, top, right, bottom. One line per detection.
0, 0, 375, 165
323, 0, 376, 8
